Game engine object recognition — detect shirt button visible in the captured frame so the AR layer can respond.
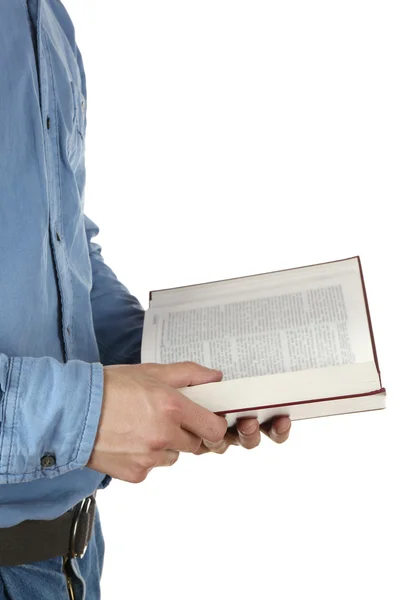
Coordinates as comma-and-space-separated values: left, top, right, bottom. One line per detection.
47, 116, 51, 130
41, 454, 56, 469
66, 327, 71, 336
56, 232, 61, 242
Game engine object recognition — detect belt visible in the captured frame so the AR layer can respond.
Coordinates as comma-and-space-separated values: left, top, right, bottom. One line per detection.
0, 493, 97, 567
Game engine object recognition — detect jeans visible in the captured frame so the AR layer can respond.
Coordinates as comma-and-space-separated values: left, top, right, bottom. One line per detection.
0, 509, 104, 599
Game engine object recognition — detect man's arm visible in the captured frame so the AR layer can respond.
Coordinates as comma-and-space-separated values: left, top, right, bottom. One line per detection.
0, 352, 227, 486
84, 216, 292, 452
85, 216, 144, 366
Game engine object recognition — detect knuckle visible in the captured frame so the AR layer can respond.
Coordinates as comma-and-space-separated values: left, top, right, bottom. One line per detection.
179, 361, 199, 373
148, 435, 168, 452
163, 398, 182, 421
128, 468, 148, 484
141, 455, 158, 470
181, 361, 197, 368
162, 394, 183, 424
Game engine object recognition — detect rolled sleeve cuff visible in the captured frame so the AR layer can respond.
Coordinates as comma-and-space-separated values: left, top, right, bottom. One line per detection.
0, 357, 104, 484
74, 362, 104, 471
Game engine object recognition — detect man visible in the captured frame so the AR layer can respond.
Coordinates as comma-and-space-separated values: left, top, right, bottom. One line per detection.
0, 1, 291, 598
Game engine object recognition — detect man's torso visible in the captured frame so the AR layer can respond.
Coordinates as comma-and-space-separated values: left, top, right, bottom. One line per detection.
0, 0, 106, 527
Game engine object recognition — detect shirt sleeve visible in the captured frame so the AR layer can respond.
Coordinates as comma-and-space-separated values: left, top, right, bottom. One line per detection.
85, 215, 145, 366
0, 353, 104, 484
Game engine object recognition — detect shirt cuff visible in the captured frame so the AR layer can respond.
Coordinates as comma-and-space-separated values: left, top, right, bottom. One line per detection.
0, 357, 104, 484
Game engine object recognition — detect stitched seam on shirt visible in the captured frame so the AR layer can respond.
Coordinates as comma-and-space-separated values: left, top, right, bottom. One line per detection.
43, 35, 64, 243
19, 0, 33, 39
77, 363, 96, 456
0, 358, 13, 473
43, 32, 75, 352
48, 33, 75, 335
42, 5, 81, 81
35, 14, 52, 223
5, 359, 22, 483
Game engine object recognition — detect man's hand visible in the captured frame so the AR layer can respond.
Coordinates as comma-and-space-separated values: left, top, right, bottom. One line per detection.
195, 416, 291, 455
87, 362, 227, 483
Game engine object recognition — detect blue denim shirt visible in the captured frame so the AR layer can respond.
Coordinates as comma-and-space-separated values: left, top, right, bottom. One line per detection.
0, 0, 144, 527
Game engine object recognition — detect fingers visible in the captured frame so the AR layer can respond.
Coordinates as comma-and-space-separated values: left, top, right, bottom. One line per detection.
174, 428, 203, 454
120, 450, 180, 483
261, 416, 291, 444
195, 416, 292, 456
202, 430, 239, 455
236, 417, 261, 450
157, 450, 180, 467
141, 362, 228, 445
194, 443, 210, 456
202, 440, 230, 454
142, 361, 223, 388
176, 389, 228, 444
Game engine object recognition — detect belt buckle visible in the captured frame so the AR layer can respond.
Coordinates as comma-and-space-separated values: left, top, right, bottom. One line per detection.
69, 494, 96, 559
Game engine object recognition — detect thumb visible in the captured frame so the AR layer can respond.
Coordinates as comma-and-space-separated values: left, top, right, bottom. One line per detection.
141, 362, 223, 388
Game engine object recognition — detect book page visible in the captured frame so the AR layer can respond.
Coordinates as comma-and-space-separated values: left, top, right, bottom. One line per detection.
142, 272, 374, 380
149, 257, 361, 308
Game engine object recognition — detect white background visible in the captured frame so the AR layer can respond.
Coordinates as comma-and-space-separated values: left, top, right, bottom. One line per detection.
66, 2, 399, 599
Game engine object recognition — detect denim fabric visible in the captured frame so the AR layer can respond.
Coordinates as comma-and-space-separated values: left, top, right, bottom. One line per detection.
0, 509, 105, 599
0, 0, 144, 527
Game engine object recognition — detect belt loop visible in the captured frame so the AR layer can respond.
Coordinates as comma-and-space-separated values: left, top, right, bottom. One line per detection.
69, 494, 97, 559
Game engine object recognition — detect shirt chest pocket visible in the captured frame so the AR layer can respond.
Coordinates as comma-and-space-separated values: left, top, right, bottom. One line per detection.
67, 80, 86, 171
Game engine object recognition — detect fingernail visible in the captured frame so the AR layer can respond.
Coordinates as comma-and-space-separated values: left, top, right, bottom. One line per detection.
272, 420, 291, 436
207, 441, 228, 452
239, 423, 258, 436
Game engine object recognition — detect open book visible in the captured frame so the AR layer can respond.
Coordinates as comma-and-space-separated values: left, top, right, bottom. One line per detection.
142, 257, 385, 426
